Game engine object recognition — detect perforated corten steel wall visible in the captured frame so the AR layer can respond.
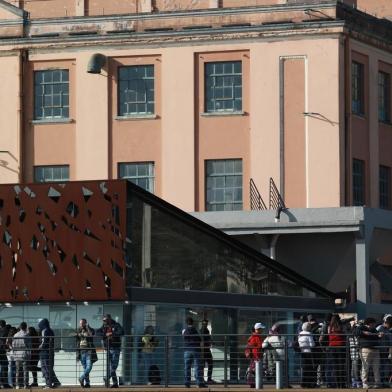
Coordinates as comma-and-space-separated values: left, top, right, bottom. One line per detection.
0, 180, 128, 302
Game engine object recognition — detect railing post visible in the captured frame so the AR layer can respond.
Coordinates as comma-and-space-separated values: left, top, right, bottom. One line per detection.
223, 335, 228, 387
255, 360, 263, 389
345, 334, 350, 388
164, 336, 169, 387
284, 338, 289, 388
276, 360, 283, 389
105, 338, 110, 388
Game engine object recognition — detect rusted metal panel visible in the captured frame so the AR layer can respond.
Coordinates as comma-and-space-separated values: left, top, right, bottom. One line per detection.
0, 180, 128, 302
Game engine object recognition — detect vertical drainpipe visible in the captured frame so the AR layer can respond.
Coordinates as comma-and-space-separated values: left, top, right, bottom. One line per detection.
17, 50, 26, 183
344, 32, 350, 206
270, 234, 280, 261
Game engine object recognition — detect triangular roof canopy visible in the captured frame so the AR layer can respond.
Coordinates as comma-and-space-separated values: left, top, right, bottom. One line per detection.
126, 180, 335, 300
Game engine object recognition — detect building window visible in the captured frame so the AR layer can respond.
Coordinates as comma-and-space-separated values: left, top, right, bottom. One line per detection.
118, 65, 154, 116
352, 62, 364, 115
380, 165, 390, 209
205, 159, 242, 211
379, 71, 391, 123
205, 61, 242, 113
118, 162, 155, 193
34, 165, 69, 183
352, 159, 365, 206
34, 69, 69, 120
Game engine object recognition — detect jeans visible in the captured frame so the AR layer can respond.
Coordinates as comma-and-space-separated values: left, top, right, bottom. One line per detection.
80, 351, 93, 385
15, 360, 28, 387
108, 348, 120, 385
7, 360, 15, 387
184, 349, 204, 386
141, 352, 153, 383
0, 354, 7, 386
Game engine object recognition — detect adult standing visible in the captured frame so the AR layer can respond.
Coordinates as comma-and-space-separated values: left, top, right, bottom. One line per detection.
199, 319, 213, 384
327, 314, 346, 388
76, 319, 95, 388
140, 325, 159, 384
355, 317, 383, 389
12, 322, 31, 389
182, 317, 206, 388
96, 314, 123, 388
38, 318, 60, 389
27, 327, 39, 387
0, 321, 10, 388
376, 315, 392, 387
245, 323, 265, 388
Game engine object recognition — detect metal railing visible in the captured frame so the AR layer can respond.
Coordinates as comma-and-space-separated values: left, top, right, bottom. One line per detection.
250, 179, 267, 211
1, 334, 391, 388
269, 177, 286, 211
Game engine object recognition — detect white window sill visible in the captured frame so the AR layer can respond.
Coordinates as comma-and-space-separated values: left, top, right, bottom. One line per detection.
115, 114, 157, 121
31, 118, 73, 125
201, 111, 245, 117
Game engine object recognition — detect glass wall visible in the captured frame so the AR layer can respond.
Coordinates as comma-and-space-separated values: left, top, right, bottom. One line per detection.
128, 195, 319, 298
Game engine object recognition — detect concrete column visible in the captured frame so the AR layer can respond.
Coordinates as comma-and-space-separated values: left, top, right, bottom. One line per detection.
209, 0, 220, 8
140, 0, 152, 13
355, 225, 372, 318
368, 56, 379, 207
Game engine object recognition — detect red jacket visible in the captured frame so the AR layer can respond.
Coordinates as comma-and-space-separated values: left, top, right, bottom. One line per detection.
247, 333, 264, 360
328, 327, 345, 346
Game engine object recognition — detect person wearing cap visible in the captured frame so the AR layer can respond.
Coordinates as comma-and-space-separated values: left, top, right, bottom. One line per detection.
247, 323, 265, 361
262, 324, 286, 382
199, 319, 213, 384
376, 315, 392, 386
96, 314, 124, 388
245, 323, 265, 388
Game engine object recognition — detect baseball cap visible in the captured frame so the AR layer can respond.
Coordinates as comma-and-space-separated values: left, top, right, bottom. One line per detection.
254, 322, 265, 330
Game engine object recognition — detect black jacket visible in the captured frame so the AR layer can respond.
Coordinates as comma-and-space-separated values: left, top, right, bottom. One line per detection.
355, 324, 380, 349
182, 326, 201, 350
38, 318, 54, 352
96, 321, 123, 349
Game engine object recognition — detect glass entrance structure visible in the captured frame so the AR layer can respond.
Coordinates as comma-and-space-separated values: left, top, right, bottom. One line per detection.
0, 180, 336, 384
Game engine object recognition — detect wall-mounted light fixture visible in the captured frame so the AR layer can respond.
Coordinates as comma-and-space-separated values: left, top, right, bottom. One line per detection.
87, 53, 107, 74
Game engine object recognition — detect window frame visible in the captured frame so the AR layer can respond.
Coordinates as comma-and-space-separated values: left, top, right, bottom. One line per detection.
34, 69, 70, 121
34, 165, 70, 183
118, 162, 155, 193
117, 65, 155, 117
204, 61, 242, 113
379, 165, 391, 209
352, 159, 365, 206
205, 159, 243, 211
378, 71, 391, 123
352, 61, 365, 116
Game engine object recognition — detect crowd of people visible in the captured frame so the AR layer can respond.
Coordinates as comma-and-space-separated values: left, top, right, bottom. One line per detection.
245, 313, 392, 389
0, 313, 124, 389
1, 312, 391, 389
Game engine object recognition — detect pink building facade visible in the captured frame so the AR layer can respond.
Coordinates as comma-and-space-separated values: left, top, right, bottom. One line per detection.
1, 0, 392, 315
0, 0, 391, 215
